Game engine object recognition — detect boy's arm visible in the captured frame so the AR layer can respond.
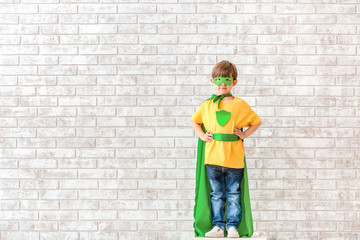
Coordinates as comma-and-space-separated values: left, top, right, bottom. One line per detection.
234, 122, 261, 139
192, 121, 213, 141
244, 122, 261, 138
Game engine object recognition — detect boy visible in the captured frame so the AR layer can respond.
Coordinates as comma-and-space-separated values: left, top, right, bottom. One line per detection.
192, 61, 262, 238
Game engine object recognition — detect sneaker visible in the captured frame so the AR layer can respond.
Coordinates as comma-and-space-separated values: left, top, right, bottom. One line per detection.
227, 226, 239, 238
205, 226, 224, 238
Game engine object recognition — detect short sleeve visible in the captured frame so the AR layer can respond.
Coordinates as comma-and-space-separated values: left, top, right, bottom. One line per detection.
244, 107, 262, 127
191, 104, 204, 124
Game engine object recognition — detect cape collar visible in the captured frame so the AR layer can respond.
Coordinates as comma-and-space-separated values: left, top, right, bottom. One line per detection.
205, 93, 233, 109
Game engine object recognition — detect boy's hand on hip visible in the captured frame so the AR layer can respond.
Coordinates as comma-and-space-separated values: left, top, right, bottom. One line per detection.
201, 131, 213, 141
234, 126, 247, 139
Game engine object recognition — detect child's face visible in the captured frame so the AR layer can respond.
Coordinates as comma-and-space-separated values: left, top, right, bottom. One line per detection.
211, 75, 237, 95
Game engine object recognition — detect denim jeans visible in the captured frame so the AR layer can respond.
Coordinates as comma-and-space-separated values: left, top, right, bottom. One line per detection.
206, 164, 244, 231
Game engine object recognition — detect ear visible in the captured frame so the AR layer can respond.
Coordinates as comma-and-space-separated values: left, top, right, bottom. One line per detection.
210, 78, 214, 84
232, 79, 238, 86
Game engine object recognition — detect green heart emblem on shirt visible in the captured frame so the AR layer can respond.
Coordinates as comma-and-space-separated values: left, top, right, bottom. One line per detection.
216, 110, 231, 127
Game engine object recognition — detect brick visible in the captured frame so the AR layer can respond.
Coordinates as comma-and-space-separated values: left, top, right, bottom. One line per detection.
59, 221, 97, 231
39, 190, 77, 200
60, 180, 98, 189
158, 4, 195, 13
316, 190, 355, 200
0, 190, 37, 199
97, 138, 134, 148
0, 200, 20, 210
0, 107, 36, 117
78, 169, 116, 178
156, 127, 193, 137
318, 25, 356, 34
138, 180, 176, 190
140, 35, 178, 44
317, 66, 356, 75
237, 4, 274, 13
316, 4, 355, 14
99, 180, 137, 189
100, 200, 138, 210
117, 127, 155, 136
118, 24, 157, 34
0, 221, 19, 230
218, 14, 255, 24
0, 159, 17, 169
99, 54, 137, 64
257, 180, 296, 190
256, 221, 296, 231
159, 24, 197, 34
138, 221, 176, 231
118, 107, 155, 117
319, 233, 360, 240
276, 190, 316, 200
60, 14, 97, 24
40, 232, 78, 240
21, 200, 59, 210
79, 190, 117, 200
79, 210, 117, 220
39, 169, 77, 179
80, 232, 118, 240
98, 14, 137, 24
257, 15, 295, 24
19, 221, 57, 231
136, 138, 174, 148
78, 107, 116, 116
178, 14, 216, 24
137, 159, 175, 168
137, 76, 175, 85
156, 148, 194, 159
118, 65, 156, 75
118, 232, 156, 240
99, 221, 137, 232
0, 149, 35, 159
297, 180, 336, 190
21, 179, 58, 189
139, 200, 177, 210
118, 4, 156, 13
116, 148, 154, 159
60, 200, 98, 210
278, 25, 316, 34
238, 45, 277, 55
0, 138, 16, 148
58, 159, 97, 169
297, 221, 336, 231
138, 97, 176, 106
58, 76, 96, 85
37, 149, 75, 158
96, 117, 135, 127
277, 211, 316, 221
1, 232, 39, 240
118, 190, 156, 200
157, 169, 194, 179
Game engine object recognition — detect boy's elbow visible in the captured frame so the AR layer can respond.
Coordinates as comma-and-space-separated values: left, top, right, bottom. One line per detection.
192, 121, 200, 126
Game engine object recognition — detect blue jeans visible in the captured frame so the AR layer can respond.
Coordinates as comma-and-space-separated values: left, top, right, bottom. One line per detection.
206, 164, 244, 231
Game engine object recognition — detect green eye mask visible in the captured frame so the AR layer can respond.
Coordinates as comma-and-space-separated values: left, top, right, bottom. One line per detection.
214, 76, 234, 86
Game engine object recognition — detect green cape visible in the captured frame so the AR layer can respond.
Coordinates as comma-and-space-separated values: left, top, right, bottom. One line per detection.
193, 124, 253, 238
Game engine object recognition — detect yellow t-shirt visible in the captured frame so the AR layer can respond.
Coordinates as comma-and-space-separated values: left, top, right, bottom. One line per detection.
192, 96, 262, 169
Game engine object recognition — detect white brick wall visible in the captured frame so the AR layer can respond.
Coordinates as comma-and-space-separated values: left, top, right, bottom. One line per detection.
0, 1, 359, 240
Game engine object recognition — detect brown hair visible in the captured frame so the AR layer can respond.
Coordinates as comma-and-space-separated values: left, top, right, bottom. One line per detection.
211, 60, 238, 80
